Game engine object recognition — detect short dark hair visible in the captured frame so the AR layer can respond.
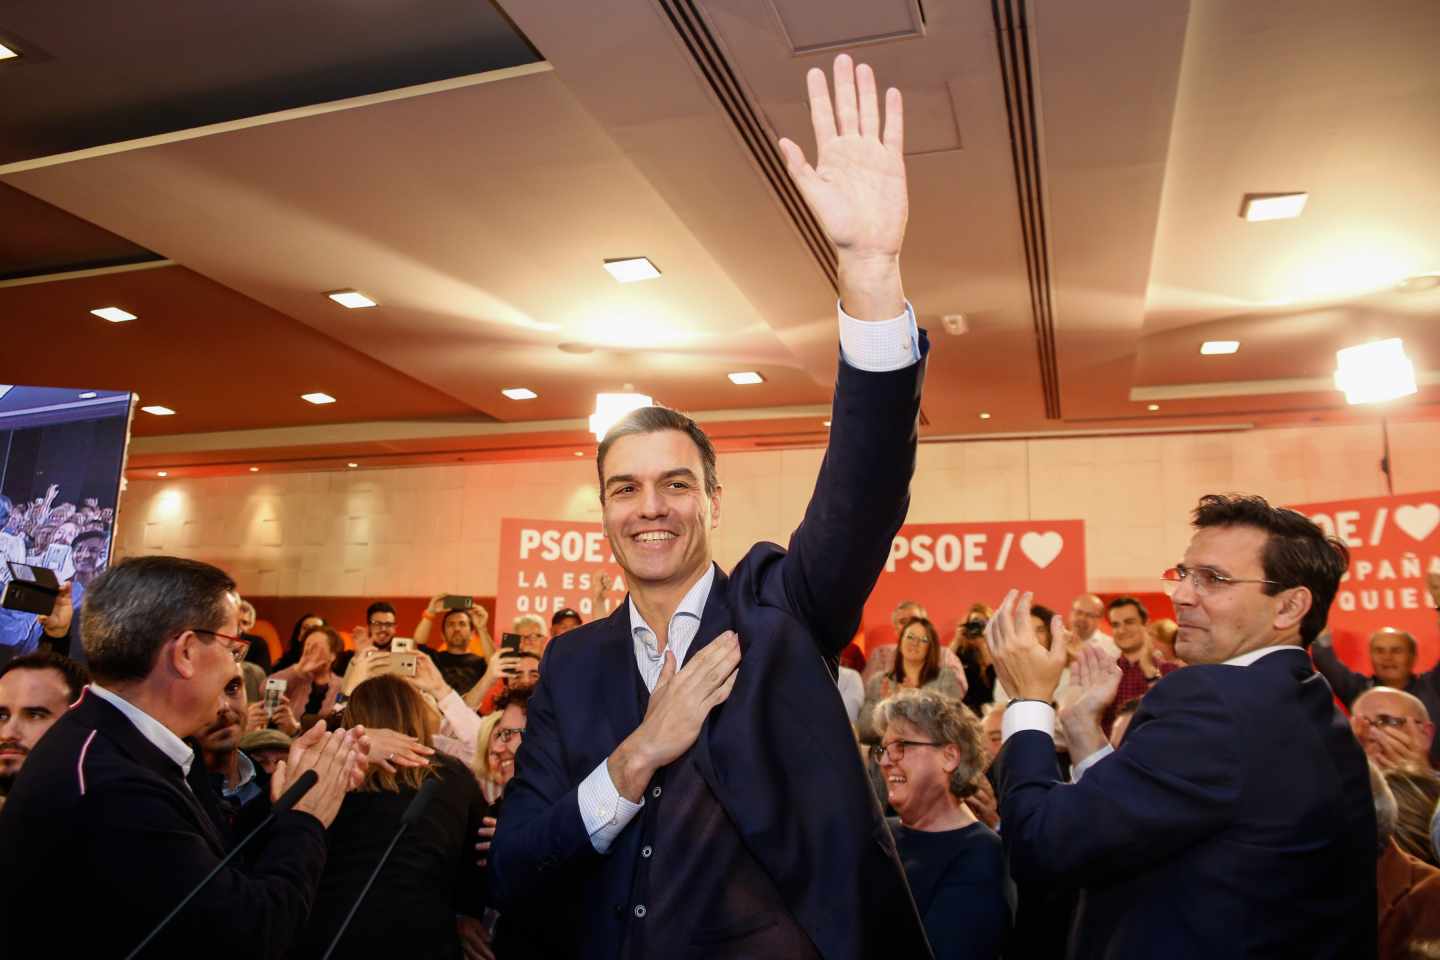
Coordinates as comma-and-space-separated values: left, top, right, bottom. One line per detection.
595, 405, 718, 502
366, 601, 397, 622
0, 651, 89, 702
551, 607, 581, 627
494, 681, 534, 714
70, 528, 108, 549
1191, 494, 1349, 648
82, 556, 237, 685
1106, 596, 1149, 624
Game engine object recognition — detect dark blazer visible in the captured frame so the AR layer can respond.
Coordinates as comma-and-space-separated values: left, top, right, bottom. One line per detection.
491, 345, 933, 960
0, 687, 329, 959
997, 647, 1378, 960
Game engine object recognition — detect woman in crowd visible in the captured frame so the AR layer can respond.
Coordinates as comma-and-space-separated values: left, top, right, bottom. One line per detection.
874, 689, 1012, 959
293, 674, 487, 960
268, 625, 346, 728
859, 616, 965, 742
271, 611, 326, 672
950, 602, 995, 712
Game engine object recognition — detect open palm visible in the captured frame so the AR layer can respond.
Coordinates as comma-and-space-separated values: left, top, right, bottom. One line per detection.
779, 55, 907, 262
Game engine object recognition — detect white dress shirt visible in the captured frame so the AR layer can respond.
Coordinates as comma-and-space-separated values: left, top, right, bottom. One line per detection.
576, 301, 921, 853
1001, 644, 1304, 783
88, 683, 196, 779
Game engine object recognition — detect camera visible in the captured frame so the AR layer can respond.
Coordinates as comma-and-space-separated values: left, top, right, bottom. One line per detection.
961, 618, 988, 639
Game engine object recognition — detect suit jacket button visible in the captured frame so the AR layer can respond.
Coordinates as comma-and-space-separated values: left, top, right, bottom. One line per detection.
650, 786, 662, 799
633, 905, 647, 918
641, 845, 653, 858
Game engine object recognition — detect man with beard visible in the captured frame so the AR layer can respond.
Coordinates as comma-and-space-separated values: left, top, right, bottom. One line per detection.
0, 651, 88, 808
193, 661, 267, 840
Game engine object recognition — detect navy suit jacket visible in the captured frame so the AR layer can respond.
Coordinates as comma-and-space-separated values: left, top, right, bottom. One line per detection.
997, 648, 1377, 960
491, 344, 933, 960
0, 688, 328, 958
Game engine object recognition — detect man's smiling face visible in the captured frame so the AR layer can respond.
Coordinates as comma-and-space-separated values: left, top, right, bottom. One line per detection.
600, 429, 720, 593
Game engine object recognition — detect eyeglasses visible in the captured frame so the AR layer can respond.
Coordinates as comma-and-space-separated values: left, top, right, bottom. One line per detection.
496, 727, 526, 744
1160, 565, 1283, 597
368, 620, 397, 631
192, 628, 251, 663
1360, 713, 1427, 729
901, 633, 931, 645
869, 739, 940, 765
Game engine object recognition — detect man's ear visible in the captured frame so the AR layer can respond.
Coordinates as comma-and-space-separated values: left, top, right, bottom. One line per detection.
942, 743, 960, 774
169, 633, 199, 680
709, 483, 723, 529
1273, 586, 1312, 635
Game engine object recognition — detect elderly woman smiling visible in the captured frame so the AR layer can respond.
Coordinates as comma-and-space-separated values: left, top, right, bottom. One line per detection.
874, 689, 1013, 960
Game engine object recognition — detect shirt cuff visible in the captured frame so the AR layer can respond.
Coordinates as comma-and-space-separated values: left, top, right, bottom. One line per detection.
1071, 745, 1114, 783
837, 301, 920, 372
1001, 700, 1055, 743
577, 759, 645, 853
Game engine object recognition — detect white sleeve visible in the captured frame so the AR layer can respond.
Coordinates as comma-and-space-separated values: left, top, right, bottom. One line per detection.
436, 690, 481, 762
1070, 745, 1115, 783
837, 301, 921, 372
576, 759, 646, 853
1001, 700, 1055, 743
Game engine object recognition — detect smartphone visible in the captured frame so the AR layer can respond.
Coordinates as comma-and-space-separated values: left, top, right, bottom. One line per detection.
391, 637, 416, 654
500, 632, 523, 653
393, 652, 418, 677
264, 677, 288, 718
1, 562, 59, 616
442, 595, 473, 611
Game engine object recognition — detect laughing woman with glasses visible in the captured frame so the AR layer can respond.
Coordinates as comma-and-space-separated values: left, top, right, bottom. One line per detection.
875, 689, 1013, 960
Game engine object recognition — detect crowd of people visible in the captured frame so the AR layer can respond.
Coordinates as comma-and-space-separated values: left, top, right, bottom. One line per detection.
1, 52, 1439, 960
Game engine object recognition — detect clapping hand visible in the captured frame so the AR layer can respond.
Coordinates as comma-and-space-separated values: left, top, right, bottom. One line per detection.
270, 722, 365, 827
986, 590, 1068, 702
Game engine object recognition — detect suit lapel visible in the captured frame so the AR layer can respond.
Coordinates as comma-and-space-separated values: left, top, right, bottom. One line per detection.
597, 602, 649, 751
685, 565, 733, 791
80, 693, 228, 854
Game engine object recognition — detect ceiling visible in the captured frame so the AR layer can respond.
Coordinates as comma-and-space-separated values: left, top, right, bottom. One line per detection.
0, 0, 1436, 480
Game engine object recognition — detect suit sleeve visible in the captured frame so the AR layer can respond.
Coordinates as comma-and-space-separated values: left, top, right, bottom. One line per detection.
489, 666, 598, 908
1310, 633, 1371, 706
779, 338, 928, 658
996, 667, 1241, 889
83, 776, 327, 960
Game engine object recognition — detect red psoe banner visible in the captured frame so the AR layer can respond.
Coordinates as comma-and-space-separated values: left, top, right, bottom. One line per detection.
860, 520, 1088, 651
1287, 491, 1440, 669
495, 518, 626, 632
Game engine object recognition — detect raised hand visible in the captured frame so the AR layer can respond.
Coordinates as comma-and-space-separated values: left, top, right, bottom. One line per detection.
1057, 644, 1123, 763
986, 590, 1068, 702
37, 582, 74, 638
779, 53, 907, 321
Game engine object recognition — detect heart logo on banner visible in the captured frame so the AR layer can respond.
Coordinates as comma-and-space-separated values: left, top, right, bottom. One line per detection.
1020, 531, 1064, 569
1394, 503, 1440, 542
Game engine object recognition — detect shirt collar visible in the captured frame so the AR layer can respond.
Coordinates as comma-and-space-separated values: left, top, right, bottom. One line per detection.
628, 564, 716, 655
88, 682, 196, 777
225, 751, 257, 797
1223, 644, 1304, 667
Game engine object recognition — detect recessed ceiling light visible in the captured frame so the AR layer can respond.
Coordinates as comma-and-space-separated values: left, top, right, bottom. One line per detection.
1334, 338, 1417, 405
1240, 192, 1307, 222
78, 392, 98, 399
727, 371, 765, 385
346, 462, 359, 469
1200, 340, 1240, 355
301, 392, 336, 405
249, 467, 260, 473
156, 471, 168, 477
91, 306, 136, 323
979, 412, 992, 420
327, 290, 377, 309
573, 451, 585, 457
1148, 403, 1161, 411
502, 388, 538, 400
141, 405, 176, 416
603, 257, 662, 283
0, 42, 19, 61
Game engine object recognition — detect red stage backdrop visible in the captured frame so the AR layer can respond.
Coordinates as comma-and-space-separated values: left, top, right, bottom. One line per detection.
495, 518, 625, 632
1288, 491, 1440, 672
860, 520, 1088, 651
